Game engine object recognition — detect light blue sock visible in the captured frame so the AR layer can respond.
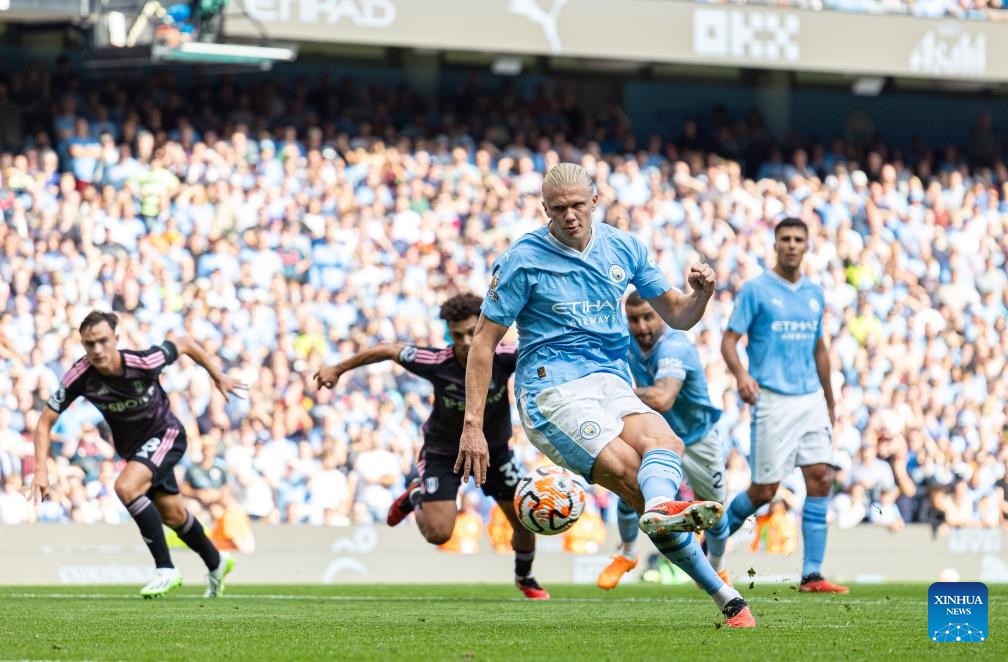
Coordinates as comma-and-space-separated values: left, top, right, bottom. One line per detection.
637, 449, 684, 510
801, 496, 829, 578
650, 530, 739, 609
704, 515, 729, 570
616, 498, 639, 556
725, 490, 755, 535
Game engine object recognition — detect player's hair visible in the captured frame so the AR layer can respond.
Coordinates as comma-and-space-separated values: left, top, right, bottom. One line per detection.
625, 290, 646, 308
78, 310, 119, 335
439, 293, 483, 323
542, 162, 594, 196
774, 217, 809, 238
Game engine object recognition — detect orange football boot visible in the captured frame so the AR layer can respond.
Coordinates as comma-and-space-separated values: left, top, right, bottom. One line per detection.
723, 598, 757, 628
799, 573, 849, 594
516, 576, 550, 600
639, 500, 724, 536
386, 477, 421, 527
597, 555, 639, 590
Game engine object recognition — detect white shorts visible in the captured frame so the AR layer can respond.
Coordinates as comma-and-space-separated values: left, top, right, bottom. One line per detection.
683, 427, 726, 503
518, 373, 652, 480
750, 389, 833, 485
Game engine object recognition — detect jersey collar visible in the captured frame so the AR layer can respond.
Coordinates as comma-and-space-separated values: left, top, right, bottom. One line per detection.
545, 224, 596, 259
767, 269, 805, 292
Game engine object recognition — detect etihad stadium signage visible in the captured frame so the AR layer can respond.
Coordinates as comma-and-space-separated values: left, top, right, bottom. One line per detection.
226, 0, 1008, 81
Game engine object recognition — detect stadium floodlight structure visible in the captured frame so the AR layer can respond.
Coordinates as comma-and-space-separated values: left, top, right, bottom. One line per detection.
87, 0, 297, 69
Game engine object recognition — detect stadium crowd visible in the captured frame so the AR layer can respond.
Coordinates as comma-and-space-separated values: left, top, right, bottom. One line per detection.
0, 65, 1005, 544
711, 0, 1007, 20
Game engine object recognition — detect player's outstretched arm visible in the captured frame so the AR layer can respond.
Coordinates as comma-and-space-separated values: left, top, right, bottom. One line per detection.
0, 330, 27, 365
313, 343, 405, 390
30, 407, 59, 504
646, 264, 716, 330
168, 333, 248, 399
813, 337, 835, 426
456, 315, 508, 486
721, 329, 760, 405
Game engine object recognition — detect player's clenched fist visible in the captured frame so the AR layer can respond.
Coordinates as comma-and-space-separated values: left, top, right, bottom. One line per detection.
687, 263, 716, 298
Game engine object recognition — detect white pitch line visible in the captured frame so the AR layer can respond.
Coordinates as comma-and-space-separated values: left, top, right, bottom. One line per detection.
4, 592, 914, 606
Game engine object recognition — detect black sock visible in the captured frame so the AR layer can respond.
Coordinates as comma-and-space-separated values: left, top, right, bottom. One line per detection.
407, 486, 423, 509
515, 550, 535, 579
127, 496, 173, 569
173, 511, 222, 571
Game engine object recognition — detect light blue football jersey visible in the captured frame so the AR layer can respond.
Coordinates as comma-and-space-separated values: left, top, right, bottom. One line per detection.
726, 271, 825, 395
482, 222, 671, 397
628, 328, 722, 445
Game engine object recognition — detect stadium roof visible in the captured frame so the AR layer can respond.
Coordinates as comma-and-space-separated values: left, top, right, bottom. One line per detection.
222, 0, 1008, 83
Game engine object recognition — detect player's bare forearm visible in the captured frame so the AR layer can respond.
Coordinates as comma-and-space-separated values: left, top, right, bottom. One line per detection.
720, 330, 748, 381
633, 378, 682, 413
33, 413, 54, 467
722, 329, 760, 405
0, 333, 26, 364
315, 344, 403, 390
169, 333, 225, 381
337, 343, 403, 372
633, 386, 663, 411
463, 315, 508, 426
647, 289, 710, 331
647, 265, 716, 330
33, 407, 58, 479
814, 338, 835, 416
457, 315, 504, 485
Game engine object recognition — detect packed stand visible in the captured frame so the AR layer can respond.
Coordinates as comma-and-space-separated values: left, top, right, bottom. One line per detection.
0, 66, 1005, 540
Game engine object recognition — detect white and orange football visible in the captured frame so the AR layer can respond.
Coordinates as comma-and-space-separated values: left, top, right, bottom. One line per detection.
513, 466, 586, 535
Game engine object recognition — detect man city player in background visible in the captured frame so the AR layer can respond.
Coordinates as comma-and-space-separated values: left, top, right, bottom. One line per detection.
597, 292, 729, 590
721, 218, 848, 593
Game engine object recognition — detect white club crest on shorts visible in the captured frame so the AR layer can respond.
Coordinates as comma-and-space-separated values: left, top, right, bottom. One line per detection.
809, 298, 821, 312
608, 265, 626, 283
579, 421, 601, 440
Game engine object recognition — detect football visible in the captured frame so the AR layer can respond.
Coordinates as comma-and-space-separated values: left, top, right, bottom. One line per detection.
513, 466, 586, 535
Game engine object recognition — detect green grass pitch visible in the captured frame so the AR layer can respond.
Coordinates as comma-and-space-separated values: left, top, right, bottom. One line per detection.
0, 584, 1004, 660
